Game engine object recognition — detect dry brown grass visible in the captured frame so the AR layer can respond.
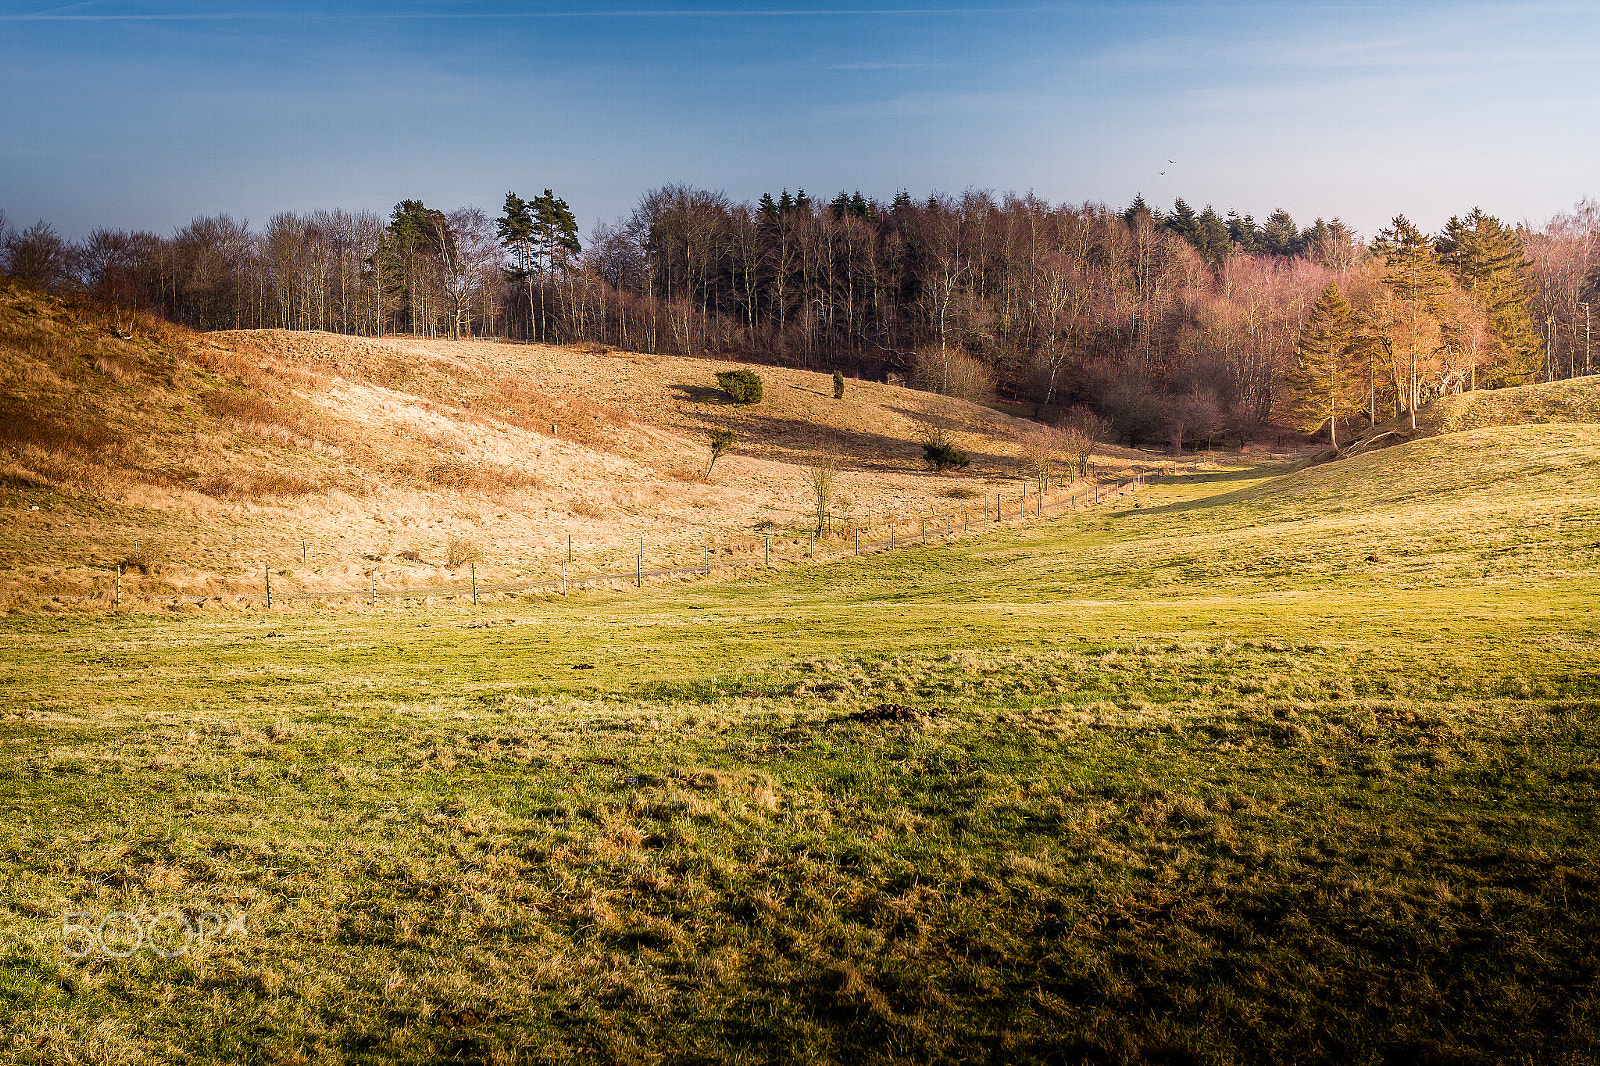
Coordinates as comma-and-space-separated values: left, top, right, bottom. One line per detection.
0, 283, 1169, 605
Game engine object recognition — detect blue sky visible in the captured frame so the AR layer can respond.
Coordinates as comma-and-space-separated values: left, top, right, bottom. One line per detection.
2, 1, 1597, 242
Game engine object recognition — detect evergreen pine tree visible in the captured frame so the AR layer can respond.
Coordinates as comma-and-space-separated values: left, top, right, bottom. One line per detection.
1435, 208, 1544, 384
1193, 206, 1232, 265
1374, 215, 1452, 428
496, 193, 537, 340
1286, 282, 1358, 446
1227, 211, 1263, 253
1262, 208, 1301, 256
1163, 198, 1199, 244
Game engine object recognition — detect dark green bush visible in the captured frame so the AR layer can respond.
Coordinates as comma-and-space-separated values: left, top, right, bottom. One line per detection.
832, 370, 845, 400
716, 369, 763, 404
707, 427, 737, 476
917, 422, 970, 472
921, 440, 971, 472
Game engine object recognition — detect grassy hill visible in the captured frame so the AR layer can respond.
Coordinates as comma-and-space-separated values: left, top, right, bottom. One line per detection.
1, 421, 1597, 1063
1340, 373, 1600, 458
0, 281, 1163, 611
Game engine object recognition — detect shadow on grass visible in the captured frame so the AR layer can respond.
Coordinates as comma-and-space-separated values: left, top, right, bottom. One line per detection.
1118, 464, 1294, 518
671, 383, 736, 405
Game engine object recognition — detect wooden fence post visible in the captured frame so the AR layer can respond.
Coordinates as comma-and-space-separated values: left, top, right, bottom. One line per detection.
921, 517, 926, 544
637, 537, 643, 587
567, 534, 573, 564
115, 564, 122, 608
265, 567, 272, 609
301, 540, 307, 565
371, 572, 377, 608
997, 492, 1002, 522
471, 563, 477, 606
561, 560, 567, 596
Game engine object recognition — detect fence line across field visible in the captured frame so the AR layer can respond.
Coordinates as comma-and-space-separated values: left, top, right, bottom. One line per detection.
96, 466, 1173, 609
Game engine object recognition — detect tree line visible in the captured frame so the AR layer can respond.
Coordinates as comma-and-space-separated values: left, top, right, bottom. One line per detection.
2, 190, 1595, 448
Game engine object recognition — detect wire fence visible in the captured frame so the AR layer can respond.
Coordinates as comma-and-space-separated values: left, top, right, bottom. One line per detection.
87, 466, 1170, 611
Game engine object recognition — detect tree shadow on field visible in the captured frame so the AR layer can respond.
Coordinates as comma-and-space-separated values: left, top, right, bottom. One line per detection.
671, 383, 735, 405
691, 409, 1020, 474
1123, 466, 1286, 517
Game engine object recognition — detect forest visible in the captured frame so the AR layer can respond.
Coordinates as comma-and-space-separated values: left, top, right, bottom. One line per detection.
2, 189, 1596, 448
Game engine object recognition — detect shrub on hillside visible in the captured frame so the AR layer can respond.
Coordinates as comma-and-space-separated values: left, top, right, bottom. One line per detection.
917, 422, 970, 473
706, 427, 737, 476
447, 536, 484, 568
117, 540, 168, 575
716, 369, 763, 404
833, 370, 845, 400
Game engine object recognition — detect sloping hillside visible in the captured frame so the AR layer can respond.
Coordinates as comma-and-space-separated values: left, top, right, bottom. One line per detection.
1342, 374, 1600, 455
0, 283, 1156, 608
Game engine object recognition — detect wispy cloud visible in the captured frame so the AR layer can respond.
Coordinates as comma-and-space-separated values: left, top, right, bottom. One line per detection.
830, 61, 953, 69
3, 5, 1053, 20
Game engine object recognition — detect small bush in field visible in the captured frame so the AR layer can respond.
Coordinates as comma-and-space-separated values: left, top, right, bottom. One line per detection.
833, 370, 845, 400
707, 427, 737, 476
117, 540, 168, 575
446, 537, 484, 568
716, 370, 763, 404
917, 422, 970, 473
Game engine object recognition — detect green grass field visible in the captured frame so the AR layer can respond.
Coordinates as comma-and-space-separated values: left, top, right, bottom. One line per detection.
3, 425, 1599, 1065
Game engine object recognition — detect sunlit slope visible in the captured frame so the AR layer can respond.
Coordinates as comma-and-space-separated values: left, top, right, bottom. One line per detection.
1417, 374, 1600, 436
693, 424, 1600, 619
0, 281, 1099, 605
1348, 374, 1600, 455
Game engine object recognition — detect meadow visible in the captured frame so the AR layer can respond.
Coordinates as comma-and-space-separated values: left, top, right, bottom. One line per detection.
2, 424, 1599, 1065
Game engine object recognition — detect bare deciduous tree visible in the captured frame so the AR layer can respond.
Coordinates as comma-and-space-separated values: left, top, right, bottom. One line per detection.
1060, 407, 1106, 479
807, 454, 837, 535
1015, 424, 1067, 496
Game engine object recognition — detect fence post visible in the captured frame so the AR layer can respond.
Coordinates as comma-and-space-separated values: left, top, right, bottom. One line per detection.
562, 560, 567, 596
809, 531, 814, 557
921, 517, 926, 544
704, 546, 709, 575
997, 492, 1002, 522
115, 564, 122, 608
964, 509, 968, 533
471, 563, 477, 606
637, 537, 643, 587
764, 535, 771, 567
265, 567, 272, 609
371, 572, 377, 608
301, 540, 307, 565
